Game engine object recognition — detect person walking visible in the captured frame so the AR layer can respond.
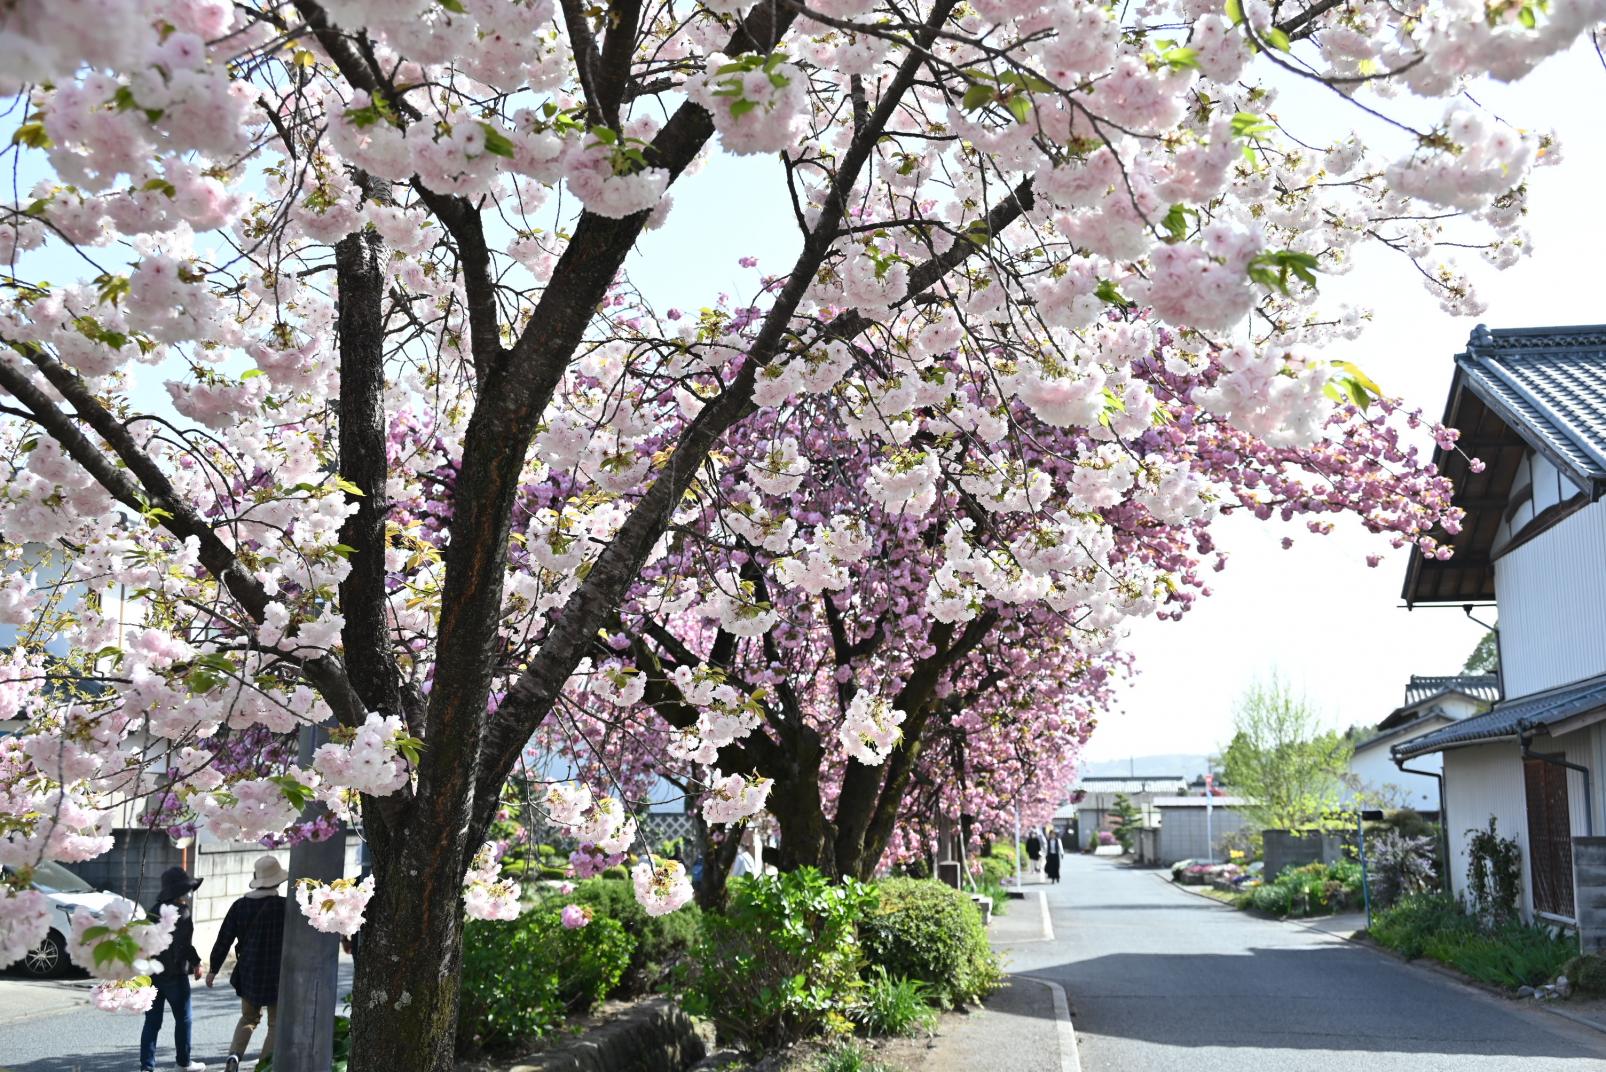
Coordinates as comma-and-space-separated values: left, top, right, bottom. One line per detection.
141, 866, 207, 1072
1044, 827, 1063, 884
207, 856, 287, 1072
1025, 828, 1043, 875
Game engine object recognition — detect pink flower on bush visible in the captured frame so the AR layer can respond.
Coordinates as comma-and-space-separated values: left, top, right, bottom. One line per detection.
560, 903, 592, 930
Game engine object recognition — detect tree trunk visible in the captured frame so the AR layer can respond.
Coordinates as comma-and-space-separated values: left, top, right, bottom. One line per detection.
346, 827, 472, 1072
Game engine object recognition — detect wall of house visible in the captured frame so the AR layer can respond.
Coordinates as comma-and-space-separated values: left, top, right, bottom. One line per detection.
1494, 499, 1606, 699
1444, 742, 1533, 919
1154, 805, 1249, 865
1347, 723, 1450, 812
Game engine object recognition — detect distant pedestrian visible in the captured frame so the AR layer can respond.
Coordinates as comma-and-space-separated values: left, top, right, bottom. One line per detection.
207, 856, 287, 1072
1044, 828, 1062, 884
141, 866, 207, 1072
1025, 829, 1043, 874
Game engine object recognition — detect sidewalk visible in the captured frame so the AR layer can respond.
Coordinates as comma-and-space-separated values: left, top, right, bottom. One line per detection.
915, 881, 1074, 1072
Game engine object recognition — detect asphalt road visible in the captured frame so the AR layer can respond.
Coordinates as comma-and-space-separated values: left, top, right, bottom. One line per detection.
1005, 853, 1606, 1072
0, 961, 353, 1072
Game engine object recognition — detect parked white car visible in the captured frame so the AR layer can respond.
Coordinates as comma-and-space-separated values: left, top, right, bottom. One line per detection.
5, 860, 133, 977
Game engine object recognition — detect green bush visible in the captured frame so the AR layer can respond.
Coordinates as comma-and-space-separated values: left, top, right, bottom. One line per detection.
1369, 893, 1471, 958
814, 1040, 896, 1072
681, 867, 877, 1052
860, 878, 1002, 1008
543, 877, 702, 993
601, 864, 628, 880
458, 910, 634, 1053
1246, 860, 1362, 918
853, 966, 937, 1037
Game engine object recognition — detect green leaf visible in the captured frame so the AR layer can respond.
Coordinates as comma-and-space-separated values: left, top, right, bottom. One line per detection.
961, 82, 996, 111
1095, 279, 1131, 307
241, 368, 264, 379
10, 121, 51, 149
1005, 95, 1032, 124
1161, 203, 1189, 242
1264, 27, 1292, 51
333, 475, 366, 498
1162, 46, 1201, 71
271, 775, 316, 811
479, 123, 515, 159
730, 99, 759, 119
1230, 112, 1275, 139
1225, 0, 1245, 24
437, 0, 468, 11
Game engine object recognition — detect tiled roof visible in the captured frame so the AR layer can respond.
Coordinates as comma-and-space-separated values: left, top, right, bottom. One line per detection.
1394, 671, 1606, 758
1459, 324, 1606, 496
1402, 673, 1502, 707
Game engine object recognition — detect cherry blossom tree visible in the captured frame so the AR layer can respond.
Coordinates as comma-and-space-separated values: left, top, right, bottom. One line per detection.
0, 0, 1591, 1068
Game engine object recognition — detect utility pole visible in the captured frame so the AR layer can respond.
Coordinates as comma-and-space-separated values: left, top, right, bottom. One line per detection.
275, 723, 345, 1072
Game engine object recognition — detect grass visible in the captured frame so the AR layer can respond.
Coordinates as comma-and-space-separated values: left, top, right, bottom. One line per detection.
854, 968, 937, 1037
814, 1041, 897, 1072
1369, 893, 1575, 990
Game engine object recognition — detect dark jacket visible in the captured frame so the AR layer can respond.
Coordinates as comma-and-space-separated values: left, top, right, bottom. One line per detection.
151, 896, 201, 979
210, 894, 285, 1007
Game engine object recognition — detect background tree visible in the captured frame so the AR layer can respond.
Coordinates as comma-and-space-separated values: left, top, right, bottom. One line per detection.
1219, 677, 1352, 832
1464, 630, 1500, 674
1109, 792, 1143, 853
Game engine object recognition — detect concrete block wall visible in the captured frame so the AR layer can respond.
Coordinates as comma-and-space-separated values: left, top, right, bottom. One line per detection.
1263, 830, 1344, 882
1573, 836, 1606, 952
1155, 807, 1250, 865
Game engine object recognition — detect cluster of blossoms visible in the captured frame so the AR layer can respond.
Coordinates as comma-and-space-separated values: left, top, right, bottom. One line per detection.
700, 771, 773, 825
839, 694, 907, 766
0, 888, 53, 969
311, 713, 418, 797
296, 876, 376, 938
66, 900, 178, 981
462, 843, 521, 922
90, 977, 159, 1014
631, 857, 694, 917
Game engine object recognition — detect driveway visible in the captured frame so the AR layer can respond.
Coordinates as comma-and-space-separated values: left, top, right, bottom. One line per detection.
1002, 853, 1606, 1072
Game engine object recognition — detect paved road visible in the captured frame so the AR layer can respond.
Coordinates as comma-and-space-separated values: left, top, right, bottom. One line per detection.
0, 961, 353, 1072
1003, 853, 1606, 1072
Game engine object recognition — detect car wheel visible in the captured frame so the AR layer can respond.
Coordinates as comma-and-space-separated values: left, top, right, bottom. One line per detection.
22, 929, 65, 977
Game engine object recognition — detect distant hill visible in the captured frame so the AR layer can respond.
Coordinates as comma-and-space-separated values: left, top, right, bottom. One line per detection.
1079, 754, 1213, 781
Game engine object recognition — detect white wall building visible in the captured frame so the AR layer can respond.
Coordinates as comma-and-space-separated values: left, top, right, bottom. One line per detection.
1398, 324, 1606, 935
1344, 675, 1498, 813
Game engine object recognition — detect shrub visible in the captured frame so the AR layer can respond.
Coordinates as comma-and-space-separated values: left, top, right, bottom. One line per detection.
1366, 829, 1438, 909
1097, 830, 1118, 847
458, 910, 634, 1053
543, 877, 702, 993
853, 966, 937, 1037
1466, 816, 1522, 925
601, 864, 629, 880
680, 868, 877, 1052
859, 878, 1002, 1008
1369, 893, 1471, 959
1246, 860, 1361, 918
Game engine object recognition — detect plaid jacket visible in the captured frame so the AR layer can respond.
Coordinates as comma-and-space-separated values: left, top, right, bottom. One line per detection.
210, 894, 285, 1007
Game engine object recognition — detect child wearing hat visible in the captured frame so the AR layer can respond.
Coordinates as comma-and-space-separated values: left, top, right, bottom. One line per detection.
140, 865, 207, 1072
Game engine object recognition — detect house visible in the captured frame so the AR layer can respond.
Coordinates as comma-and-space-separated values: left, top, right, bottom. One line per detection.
1345, 673, 1499, 813
1151, 796, 1252, 865
1064, 774, 1188, 845
1396, 324, 1606, 947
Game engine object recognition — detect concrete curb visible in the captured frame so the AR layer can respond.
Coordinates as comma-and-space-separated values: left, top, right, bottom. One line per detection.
991, 890, 1057, 944
1017, 975, 1081, 1072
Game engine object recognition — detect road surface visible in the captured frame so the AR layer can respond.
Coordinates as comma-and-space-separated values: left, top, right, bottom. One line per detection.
1002, 853, 1606, 1072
